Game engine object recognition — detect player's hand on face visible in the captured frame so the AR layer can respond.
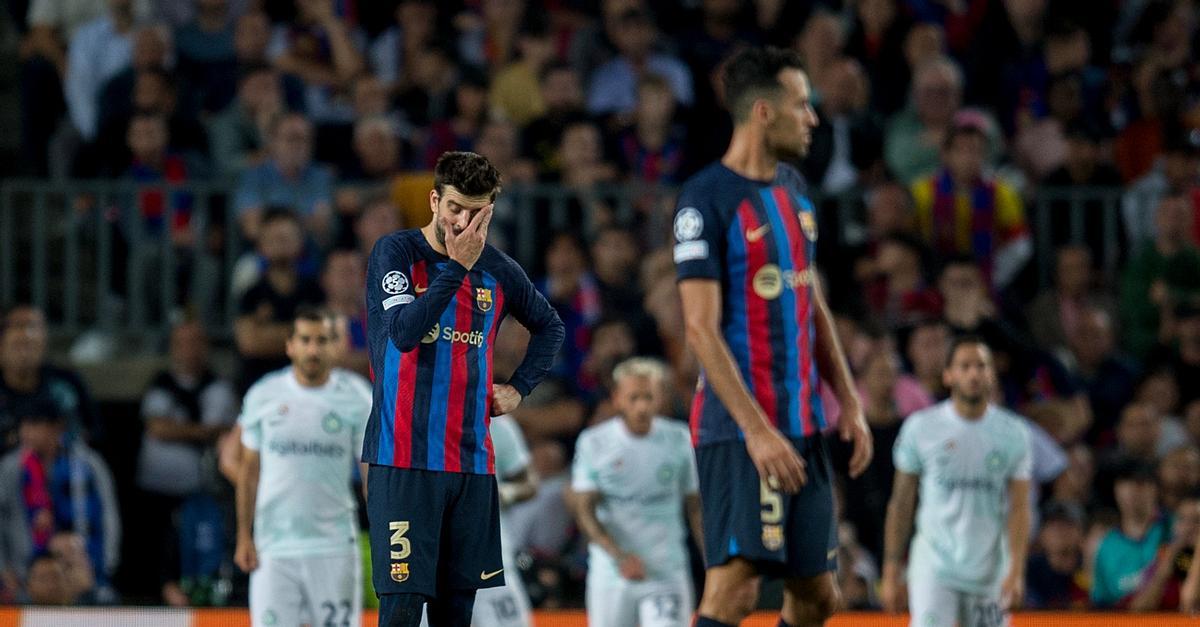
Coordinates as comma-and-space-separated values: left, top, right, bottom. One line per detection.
444, 204, 493, 270
839, 407, 874, 479
491, 383, 522, 416
1000, 570, 1024, 611
745, 425, 806, 494
618, 553, 646, 581
234, 537, 259, 573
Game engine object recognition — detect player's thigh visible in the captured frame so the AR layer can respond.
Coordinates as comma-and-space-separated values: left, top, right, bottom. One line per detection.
906, 574, 960, 627
695, 440, 781, 573
249, 556, 306, 627
636, 574, 694, 627
586, 572, 638, 627
303, 552, 363, 627
963, 590, 1009, 627
368, 465, 449, 599
442, 473, 505, 592
473, 581, 531, 627
782, 435, 838, 579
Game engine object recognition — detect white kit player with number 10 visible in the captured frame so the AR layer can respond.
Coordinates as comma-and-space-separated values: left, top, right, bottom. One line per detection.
570, 358, 703, 627
235, 309, 373, 627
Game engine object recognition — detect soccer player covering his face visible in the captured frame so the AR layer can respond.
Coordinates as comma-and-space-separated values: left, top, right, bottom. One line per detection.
362, 151, 564, 627
570, 357, 703, 627
882, 337, 1033, 627
673, 46, 873, 627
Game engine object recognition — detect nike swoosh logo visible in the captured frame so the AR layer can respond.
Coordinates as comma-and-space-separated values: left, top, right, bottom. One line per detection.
745, 224, 770, 242
480, 569, 504, 580
414, 284, 428, 294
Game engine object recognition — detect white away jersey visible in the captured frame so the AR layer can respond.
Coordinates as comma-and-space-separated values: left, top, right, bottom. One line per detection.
893, 400, 1032, 594
240, 368, 372, 558
571, 417, 698, 581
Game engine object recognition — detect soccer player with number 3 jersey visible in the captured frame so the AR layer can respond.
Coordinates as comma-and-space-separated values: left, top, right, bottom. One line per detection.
363, 151, 564, 627
674, 47, 873, 627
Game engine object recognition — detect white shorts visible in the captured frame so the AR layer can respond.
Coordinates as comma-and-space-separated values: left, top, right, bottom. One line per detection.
907, 574, 1008, 627
249, 552, 362, 627
585, 571, 693, 627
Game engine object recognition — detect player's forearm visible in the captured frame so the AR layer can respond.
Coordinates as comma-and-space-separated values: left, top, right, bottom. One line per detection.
1007, 480, 1031, 578
812, 281, 858, 407
387, 262, 468, 351
684, 323, 772, 436
883, 487, 916, 569
573, 495, 623, 558
508, 316, 565, 397
235, 457, 260, 540
686, 495, 704, 559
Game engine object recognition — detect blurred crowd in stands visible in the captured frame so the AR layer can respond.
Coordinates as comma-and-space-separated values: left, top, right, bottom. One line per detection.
2, 0, 1200, 614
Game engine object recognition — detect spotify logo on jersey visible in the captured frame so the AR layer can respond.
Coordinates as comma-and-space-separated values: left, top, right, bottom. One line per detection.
421, 323, 484, 347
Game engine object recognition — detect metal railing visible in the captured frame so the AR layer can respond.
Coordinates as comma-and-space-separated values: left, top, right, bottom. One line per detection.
0, 178, 1152, 343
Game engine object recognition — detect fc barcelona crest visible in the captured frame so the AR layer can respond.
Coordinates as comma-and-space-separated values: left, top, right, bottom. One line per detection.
475, 287, 494, 312
391, 562, 410, 583
799, 212, 818, 241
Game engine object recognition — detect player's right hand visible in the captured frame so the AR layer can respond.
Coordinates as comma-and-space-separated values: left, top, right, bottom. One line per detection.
444, 204, 493, 270
617, 553, 646, 581
234, 537, 259, 573
745, 425, 806, 494
880, 568, 906, 614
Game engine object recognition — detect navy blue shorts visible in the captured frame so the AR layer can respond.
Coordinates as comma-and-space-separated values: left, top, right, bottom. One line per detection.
696, 434, 837, 579
367, 465, 504, 602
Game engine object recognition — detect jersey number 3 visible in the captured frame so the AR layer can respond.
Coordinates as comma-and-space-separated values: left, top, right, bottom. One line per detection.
390, 521, 411, 560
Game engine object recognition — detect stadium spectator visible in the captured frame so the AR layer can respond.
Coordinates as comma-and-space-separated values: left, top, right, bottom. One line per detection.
1038, 124, 1124, 253
233, 112, 334, 245
63, 0, 146, 143
173, 0, 236, 108
1062, 307, 1140, 445
1130, 372, 1191, 457
585, 7, 692, 117
1052, 444, 1099, 513
203, 10, 305, 115
579, 317, 637, 415
353, 195, 403, 258
912, 118, 1033, 290
1158, 446, 1200, 512
861, 233, 940, 331
1027, 245, 1116, 353
842, 181, 915, 305
319, 248, 369, 377
265, 0, 365, 124
1147, 302, 1200, 410
1126, 495, 1200, 611
589, 226, 657, 352
342, 115, 402, 182
368, 0, 438, 92
206, 63, 285, 178
233, 209, 325, 392
1025, 502, 1089, 610
1119, 193, 1200, 358
905, 317, 950, 400
1091, 459, 1168, 608
884, 56, 965, 184
522, 62, 587, 174
803, 57, 884, 194
0, 404, 120, 603
1096, 402, 1180, 508
489, 13, 555, 126
538, 232, 601, 391
132, 320, 236, 605
794, 8, 845, 100
0, 305, 101, 451
394, 43, 459, 131
551, 119, 619, 227
611, 73, 686, 184
1122, 136, 1200, 250
422, 68, 490, 168
845, 0, 911, 117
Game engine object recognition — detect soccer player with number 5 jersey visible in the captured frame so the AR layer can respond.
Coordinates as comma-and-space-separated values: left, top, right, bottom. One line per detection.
674, 47, 873, 627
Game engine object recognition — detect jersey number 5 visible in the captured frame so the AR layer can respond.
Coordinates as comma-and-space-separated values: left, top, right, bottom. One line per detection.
760, 480, 783, 525
389, 521, 411, 560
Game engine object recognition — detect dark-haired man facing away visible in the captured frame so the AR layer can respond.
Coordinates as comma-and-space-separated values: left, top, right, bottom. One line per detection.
674, 46, 872, 627
363, 151, 564, 627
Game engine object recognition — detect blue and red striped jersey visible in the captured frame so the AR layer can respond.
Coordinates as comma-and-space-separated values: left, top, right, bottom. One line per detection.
674, 162, 826, 446
363, 229, 564, 474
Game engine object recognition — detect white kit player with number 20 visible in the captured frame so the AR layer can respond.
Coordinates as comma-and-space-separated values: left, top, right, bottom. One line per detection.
881, 336, 1033, 627
235, 308, 373, 627
570, 358, 704, 627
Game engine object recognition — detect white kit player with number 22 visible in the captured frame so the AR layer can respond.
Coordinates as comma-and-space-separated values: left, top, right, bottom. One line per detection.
570, 358, 704, 627
882, 336, 1032, 627
235, 308, 373, 627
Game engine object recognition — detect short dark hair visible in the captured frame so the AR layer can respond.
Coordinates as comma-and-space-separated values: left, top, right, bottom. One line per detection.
721, 46, 806, 122
539, 60, 576, 84
945, 334, 989, 369
260, 206, 303, 230
291, 305, 331, 336
433, 151, 501, 200
942, 119, 988, 151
